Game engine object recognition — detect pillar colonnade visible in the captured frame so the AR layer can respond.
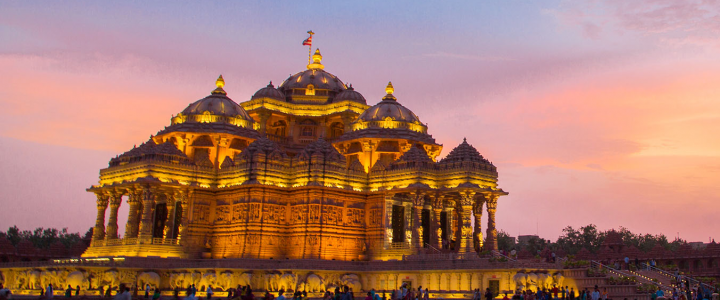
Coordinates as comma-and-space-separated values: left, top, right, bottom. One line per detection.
90, 185, 191, 247
391, 189, 502, 254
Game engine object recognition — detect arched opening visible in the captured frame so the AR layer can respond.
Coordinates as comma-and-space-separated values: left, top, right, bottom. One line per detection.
270, 120, 287, 137
152, 202, 168, 239
329, 122, 344, 138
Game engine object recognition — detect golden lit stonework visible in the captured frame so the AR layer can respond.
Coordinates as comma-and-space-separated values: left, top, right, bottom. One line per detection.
4, 49, 598, 300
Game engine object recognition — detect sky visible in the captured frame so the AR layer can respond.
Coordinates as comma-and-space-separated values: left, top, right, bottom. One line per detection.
1, 0, 719, 242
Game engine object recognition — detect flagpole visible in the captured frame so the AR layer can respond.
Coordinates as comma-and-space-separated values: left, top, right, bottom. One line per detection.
307, 30, 315, 64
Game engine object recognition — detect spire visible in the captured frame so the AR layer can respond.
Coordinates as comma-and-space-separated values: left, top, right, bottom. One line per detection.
307, 48, 324, 70
382, 81, 396, 101
212, 75, 227, 95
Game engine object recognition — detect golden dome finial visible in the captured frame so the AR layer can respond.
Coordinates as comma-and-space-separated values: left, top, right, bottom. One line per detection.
212, 75, 227, 95
307, 48, 324, 70
216, 75, 225, 88
385, 81, 394, 95
382, 81, 397, 101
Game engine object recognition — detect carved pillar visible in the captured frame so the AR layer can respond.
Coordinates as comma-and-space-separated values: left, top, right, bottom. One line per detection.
486, 195, 499, 251
411, 191, 426, 250
164, 193, 177, 240
473, 196, 486, 252
341, 113, 354, 133
176, 189, 190, 243
105, 192, 122, 240
92, 193, 109, 242
432, 195, 444, 249
258, 110, 271, 136
125, 190, 142, 239
457, 191, 475, 254
138, 187, 156, 239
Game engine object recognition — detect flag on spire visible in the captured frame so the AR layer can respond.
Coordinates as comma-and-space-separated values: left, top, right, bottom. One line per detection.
303, 31, 314, 46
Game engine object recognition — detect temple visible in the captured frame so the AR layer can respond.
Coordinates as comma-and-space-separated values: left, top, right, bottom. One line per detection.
82, 48, 508, 260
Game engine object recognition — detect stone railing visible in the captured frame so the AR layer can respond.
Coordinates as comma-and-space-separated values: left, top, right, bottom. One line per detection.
91, 237, 180, 247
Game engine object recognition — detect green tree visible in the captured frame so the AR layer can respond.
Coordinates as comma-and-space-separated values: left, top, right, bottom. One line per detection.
497, 230, 516, 251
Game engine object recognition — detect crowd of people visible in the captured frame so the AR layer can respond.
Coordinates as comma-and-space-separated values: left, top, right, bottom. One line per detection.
1, 280, 717, 300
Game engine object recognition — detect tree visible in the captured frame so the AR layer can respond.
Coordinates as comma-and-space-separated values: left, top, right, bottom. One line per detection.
497, 230, 516, 251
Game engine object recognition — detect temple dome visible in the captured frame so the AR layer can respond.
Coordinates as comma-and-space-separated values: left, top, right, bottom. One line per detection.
439, 138, 490, 165
251, 82, 285, 101
333, 85, 366, 104
277, 49, 347, 96
356, 82, 422, 124
182, 76, 252, 121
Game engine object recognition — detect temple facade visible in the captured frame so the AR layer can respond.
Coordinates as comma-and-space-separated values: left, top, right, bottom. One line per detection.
82, 49, 508, 261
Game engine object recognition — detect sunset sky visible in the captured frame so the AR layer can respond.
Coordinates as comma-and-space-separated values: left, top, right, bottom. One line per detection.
1, 1, 718, 242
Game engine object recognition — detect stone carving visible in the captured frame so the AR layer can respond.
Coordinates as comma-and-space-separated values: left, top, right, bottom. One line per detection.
169, 273, 187, 289
302, 274, 325, 292
341, 274, 361, 292
66, 271, 90, 290
278, 273, 297, 291
198, 272, 218, 289
265, 273, 280, 291
512, 273, 527, 291
103, 270, 120, 289
237, 272, 252, 288
536, 273, 549, 290
138, 272, 161, 289
552, 273, 564, 287
525, 273, 538, 290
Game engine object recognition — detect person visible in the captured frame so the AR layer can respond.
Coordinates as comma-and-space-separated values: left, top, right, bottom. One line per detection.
105, 287, 113, 298
146, 285, 152, 299
75, 285, 80, 297
485, 288, 493, 300
601, 288, 607, 300
624, 257, 630, 270
591, 288, 600, 300
265, 291, 274, 300
503, 293, 510, 300
552, 286, 559, 300
569, 288, 575, 300
207, 286, 214, 300
66, 285, 73, 298
153, 288, 161, 300
277, 291, 286, 300
174, 287, 180, 300
423, 289, 429, 300
47, 284, 55, 300
562, 287, 567, 300
656, 288, 664, 298
0, 285, 11, 300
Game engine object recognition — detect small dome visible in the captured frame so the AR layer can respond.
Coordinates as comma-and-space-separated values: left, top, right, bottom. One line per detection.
333, 84, 366, 104
251, 82, 285, 101
356, 82, 422, 123
181, 75, 253, 121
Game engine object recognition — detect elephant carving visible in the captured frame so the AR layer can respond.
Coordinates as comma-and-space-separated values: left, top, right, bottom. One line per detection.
552, 273, 564, 287
341, 274, 361, 292
536, 273, 549, 290
237, 273, 252, 288
526, 273, 538, 290
513, 273, 527, 291
170, 273, 186, 289
138, 272, 161, 290
14, 271, 29, 289
66, 271, 90, 290
264, 273, 280, 291
103, 271, 119, 289
303, 274, 325, 293
198, 273, 217, 290
28, 271, 41, 289
278, 274, 296, 291
217, 272, 233, 291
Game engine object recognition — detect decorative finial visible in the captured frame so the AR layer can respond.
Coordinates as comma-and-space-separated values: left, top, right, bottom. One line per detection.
382, 81, 397, 101
212, 75, 227, 95
216, 75, 225, 88
268, 81, 274, 87
307, 48, 324, 70
463, 137, 467, 142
